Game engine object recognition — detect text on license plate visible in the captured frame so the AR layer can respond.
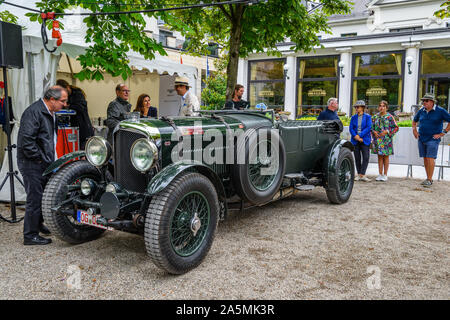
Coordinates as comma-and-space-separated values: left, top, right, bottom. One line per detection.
77, 210, 113, 230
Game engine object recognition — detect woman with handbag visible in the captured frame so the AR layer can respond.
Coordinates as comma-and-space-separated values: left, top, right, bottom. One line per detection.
349, 100, 372, 182
371, 100, 399, 182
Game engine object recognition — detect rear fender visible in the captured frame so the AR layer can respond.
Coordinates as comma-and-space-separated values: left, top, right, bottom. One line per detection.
43, 151, 85, 176
323, 140, 354, 189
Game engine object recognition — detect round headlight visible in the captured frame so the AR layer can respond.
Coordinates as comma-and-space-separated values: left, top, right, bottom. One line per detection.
80, 179, 96, 196
130, 138, 158, 172
86, 136, 112, 167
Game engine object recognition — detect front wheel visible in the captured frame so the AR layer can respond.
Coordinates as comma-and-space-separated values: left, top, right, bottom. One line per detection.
42, 161, 108, 244
144, 172, 219, 274
325, 147, 354, 204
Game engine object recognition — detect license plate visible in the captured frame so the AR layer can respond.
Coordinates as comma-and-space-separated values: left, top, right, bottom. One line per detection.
77, 210, 113, 230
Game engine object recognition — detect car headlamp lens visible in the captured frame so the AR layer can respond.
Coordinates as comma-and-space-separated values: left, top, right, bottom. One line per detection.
106, 183, 117, 193
86, 136, 111, 167
130, 138, 158, 172
80, 179, 95, 196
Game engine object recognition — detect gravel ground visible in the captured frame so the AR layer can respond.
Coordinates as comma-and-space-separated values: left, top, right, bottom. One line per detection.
0, 177, 448, 300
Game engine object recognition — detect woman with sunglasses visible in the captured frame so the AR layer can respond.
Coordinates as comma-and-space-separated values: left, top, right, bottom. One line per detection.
371, 100, 399, 182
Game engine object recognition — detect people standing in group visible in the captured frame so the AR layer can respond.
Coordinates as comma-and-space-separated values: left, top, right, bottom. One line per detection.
17, 86, 68, 245
371, 100, 399, 182
317, 97, 340, 121
412, 93, 450, 187
223, 84, 249, 110
134, 94, 157, 118
174, 76, 200, 116
56, 79, 94, 150
104, 83, 132, 144
349, 100, 372, 182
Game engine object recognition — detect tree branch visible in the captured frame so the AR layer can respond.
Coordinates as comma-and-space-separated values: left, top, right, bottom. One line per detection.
218, 4, 232, 21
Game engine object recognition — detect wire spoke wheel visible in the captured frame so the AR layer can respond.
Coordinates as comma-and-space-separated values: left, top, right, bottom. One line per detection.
170, 191, 210, 257
338, 158, 352, 194
145, 172, 219, 274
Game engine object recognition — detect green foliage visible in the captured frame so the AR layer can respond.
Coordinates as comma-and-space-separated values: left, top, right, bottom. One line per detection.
339, 116, 351, 126
297, 116, 318, 121
165, 0, 351, 97
297, 115, 351, 126
0, 10, 19, 24
397, 120, 412, 127
435, 1, 450, 18
26, 0, 168, 81
201, 74, 227, 110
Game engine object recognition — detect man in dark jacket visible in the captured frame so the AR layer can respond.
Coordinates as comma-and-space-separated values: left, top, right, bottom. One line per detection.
317, 97, 340, 121
17, 86, 68, 245
104, 84, 132, 144
56, 79, 94, 150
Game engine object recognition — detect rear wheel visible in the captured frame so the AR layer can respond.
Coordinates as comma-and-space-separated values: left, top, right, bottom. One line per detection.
326, 148, 354, 204
145, 172, 219, 274
42, 161, 108, 244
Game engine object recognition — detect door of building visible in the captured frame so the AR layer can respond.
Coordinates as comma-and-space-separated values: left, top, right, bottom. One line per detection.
422, 76, 450, 112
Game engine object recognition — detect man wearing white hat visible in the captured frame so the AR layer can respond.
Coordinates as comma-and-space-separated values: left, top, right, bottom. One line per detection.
174, 76, 200, 116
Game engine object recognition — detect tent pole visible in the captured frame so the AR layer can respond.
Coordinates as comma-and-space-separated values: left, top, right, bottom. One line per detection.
27, 52, 35, 104
0, 67, 18, 222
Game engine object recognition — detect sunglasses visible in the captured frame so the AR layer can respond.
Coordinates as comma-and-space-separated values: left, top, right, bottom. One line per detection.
422, 99, 432, 102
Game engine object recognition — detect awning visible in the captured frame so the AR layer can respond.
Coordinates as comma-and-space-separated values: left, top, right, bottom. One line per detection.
23, 35, 197, 78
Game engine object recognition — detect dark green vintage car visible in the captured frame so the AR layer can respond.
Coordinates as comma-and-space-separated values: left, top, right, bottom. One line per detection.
42, 110, 354, 274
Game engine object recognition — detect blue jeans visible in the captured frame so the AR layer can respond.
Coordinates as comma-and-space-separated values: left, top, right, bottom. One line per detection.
418, 139, 440, 159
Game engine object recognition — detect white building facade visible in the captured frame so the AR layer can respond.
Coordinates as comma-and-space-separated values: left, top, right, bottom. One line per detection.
237, 0, 450, 118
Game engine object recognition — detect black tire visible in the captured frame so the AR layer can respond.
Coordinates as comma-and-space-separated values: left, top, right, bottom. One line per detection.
42, 161, 108, 244
325, 147, 354, 204
232, 127, 286, 204
145, 172, 219, 274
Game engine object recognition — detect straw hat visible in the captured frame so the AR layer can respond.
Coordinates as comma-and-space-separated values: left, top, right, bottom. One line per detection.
174, 76, 190, 87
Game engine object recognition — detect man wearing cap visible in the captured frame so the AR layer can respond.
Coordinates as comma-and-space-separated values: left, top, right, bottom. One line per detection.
174, 77, 200, 116
412, 93, 450, 187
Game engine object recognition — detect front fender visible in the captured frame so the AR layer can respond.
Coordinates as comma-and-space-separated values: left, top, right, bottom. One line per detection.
147, 161, 225, 199
43, 151, 85, 176
323, 140, 354, 189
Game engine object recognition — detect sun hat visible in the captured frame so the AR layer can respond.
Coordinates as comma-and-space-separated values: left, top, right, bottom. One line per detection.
420, 93, 436, 102
353, 100, 366, 108
174, 76, 190, 87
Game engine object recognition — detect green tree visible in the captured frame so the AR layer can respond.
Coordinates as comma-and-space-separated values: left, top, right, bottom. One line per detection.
168, 0, 351, 99
201, 74, 227, 110
435, 0, 450, 18
26, 0, 178, 81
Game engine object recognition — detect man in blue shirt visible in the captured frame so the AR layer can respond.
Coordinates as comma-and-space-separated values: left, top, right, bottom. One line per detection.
412, 93, 450, 187
317, 98, 340, 121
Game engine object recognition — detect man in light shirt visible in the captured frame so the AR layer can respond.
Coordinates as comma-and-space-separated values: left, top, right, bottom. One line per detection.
174, 76, 200, 116
17, 86, 68, 245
